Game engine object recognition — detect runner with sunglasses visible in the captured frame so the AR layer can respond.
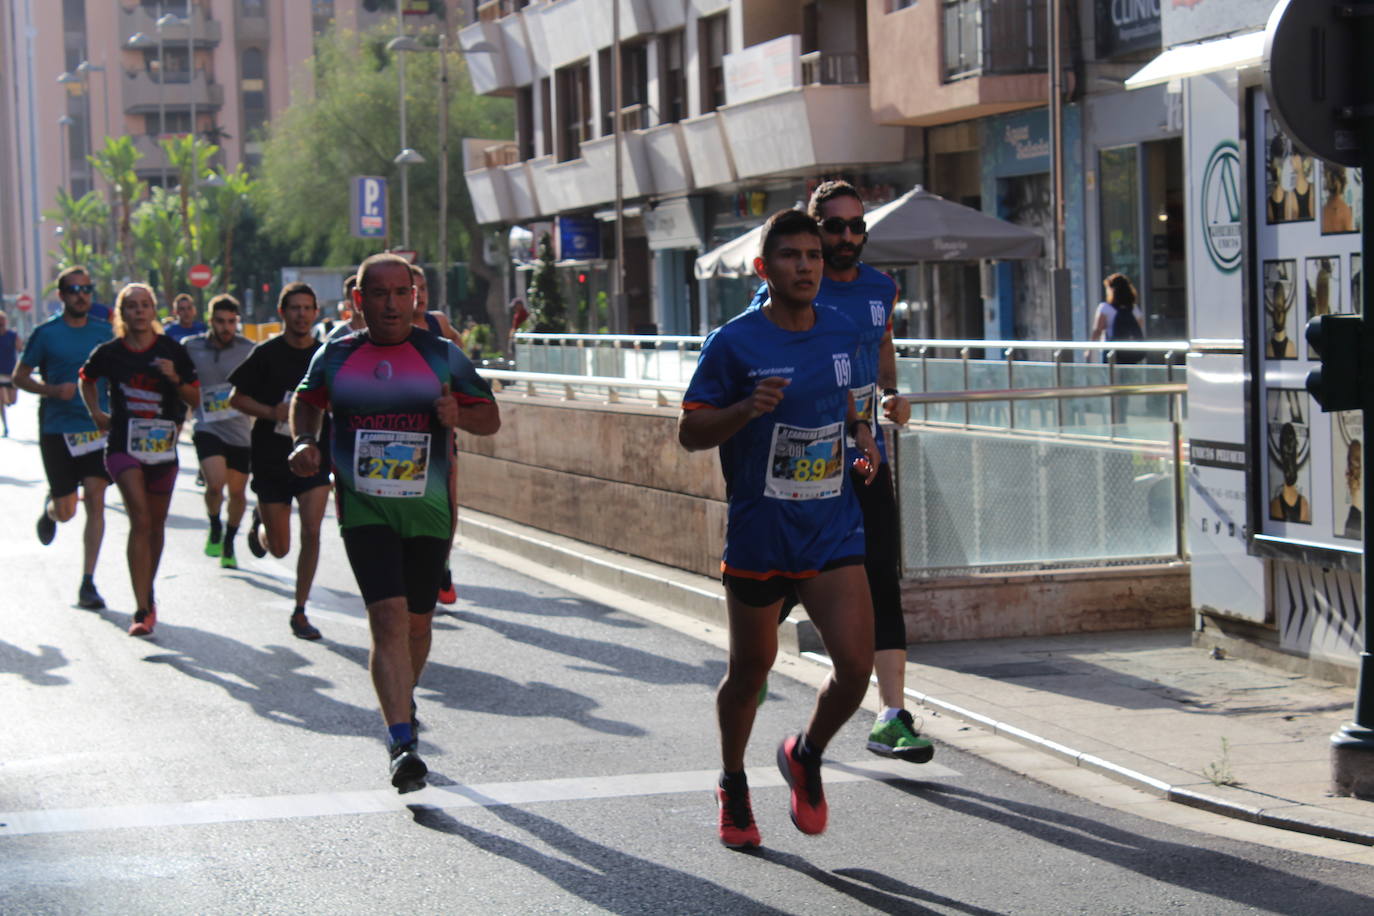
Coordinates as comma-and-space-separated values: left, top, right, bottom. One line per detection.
80, 283, 200, 636
749, 180, 933, 765
14, 266, 114, 610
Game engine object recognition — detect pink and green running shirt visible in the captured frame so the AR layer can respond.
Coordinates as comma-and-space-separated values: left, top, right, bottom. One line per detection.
295, 328, 495, 539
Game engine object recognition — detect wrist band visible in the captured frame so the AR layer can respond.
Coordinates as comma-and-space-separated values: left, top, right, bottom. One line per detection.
882, 388, 899, 398
293, 434, 317, 449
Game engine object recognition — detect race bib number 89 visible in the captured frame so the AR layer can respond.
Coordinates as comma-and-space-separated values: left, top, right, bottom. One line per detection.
354, 429, 430, 498
765, 421, 843, 500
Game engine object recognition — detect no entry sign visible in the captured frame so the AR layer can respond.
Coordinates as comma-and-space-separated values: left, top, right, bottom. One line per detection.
188, 264, 213, 288
16, 293, 33, 312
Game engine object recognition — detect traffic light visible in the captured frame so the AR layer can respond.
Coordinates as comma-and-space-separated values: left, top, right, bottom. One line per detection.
1305, 314, 1363, 412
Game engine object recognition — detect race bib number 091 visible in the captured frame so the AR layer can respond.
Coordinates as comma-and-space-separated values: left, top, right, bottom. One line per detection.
765, 421, 843, 500
354, 429, 430, 498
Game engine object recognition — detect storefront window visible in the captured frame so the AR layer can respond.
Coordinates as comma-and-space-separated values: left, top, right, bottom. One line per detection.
1098, 145, 1141, 304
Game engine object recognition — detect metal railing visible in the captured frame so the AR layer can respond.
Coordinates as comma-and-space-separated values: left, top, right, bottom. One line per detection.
942, 0, 1047, 80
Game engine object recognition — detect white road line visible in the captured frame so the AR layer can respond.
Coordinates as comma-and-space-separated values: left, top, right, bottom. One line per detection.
0, 758, 958, 838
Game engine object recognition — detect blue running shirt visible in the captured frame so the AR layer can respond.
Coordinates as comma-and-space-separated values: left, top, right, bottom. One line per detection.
750, 263, 898, 462
683, 306, 864, 579
19, 315, 112, 434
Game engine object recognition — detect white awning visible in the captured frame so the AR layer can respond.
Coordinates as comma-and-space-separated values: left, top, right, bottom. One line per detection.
1124, 30, 1265, 90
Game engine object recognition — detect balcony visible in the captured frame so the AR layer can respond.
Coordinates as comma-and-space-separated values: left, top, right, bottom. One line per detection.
130, 134, 170, 174
942, 0, 1047, 81
122, 70, 223, 114
120, 5, 222, 46
459, 17, 515, 95
716, 83, 905, 181
868, 0, 1046, 127
678, 112, 736, 190
640, 122, 694, 195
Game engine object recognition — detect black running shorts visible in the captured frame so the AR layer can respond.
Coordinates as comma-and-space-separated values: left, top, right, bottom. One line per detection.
723, 555, 863, 610
341, 524, 450, 614
193, 430, 252, 475
40, 432, 111, 498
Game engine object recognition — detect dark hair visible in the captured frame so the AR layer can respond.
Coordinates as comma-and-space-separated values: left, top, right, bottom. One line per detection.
807, 179, 863, 221
356, 252, 414, 291
759, 208, 822, 261
343, 274, 358, 294
1104, 273, 1137, 309
208, 293, 241, 315
56, 265, 90, 291
278, 281, 318, 313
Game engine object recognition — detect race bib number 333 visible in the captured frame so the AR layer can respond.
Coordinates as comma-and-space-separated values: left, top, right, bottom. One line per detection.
355, 429, 430, 498
765, 421, 843, 500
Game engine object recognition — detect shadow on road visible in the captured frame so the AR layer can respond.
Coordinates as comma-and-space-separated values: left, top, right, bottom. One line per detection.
321, 641, 645, 737
441, 582, 645, 629
756, 852, 1004, 916
407, 795, 794, 916
896, 782, 1374, 911
0, 640, 69, 685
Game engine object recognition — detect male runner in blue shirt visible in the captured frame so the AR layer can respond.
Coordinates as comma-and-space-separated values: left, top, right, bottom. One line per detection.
681, 209, 879, 849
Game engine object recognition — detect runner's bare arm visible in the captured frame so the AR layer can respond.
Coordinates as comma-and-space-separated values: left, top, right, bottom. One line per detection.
848, 391, 879, 484
79, 377, 110, 432
230, 388, 287, 422
878, 292, 911, 426
433, 312, 464, 345
454, 397, 500, 436
287, 396, 324, 476
678, 376, 788, 452
13, 362, 73, 399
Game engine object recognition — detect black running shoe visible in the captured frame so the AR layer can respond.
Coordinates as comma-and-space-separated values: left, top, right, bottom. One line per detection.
389, 741, 428, 794
77, 580, 106, 610
36, 498, 56, 546
290, 611, 322, 641
246, 507, 266, 558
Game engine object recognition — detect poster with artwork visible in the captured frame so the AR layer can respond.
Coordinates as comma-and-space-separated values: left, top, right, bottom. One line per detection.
1262, 259, 1298, 359
1264, 111, 1315, 224
1267, 389, 1311, 525
1304, 256, 1343, 355
1331, 411, 1363, 541
1354, 254, 1363, 315
1320, 163, 1361, 235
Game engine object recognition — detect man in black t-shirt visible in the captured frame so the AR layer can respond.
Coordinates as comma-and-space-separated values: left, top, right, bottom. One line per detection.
228, 282, 329, 640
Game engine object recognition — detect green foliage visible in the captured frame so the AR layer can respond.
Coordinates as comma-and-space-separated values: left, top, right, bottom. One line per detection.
88, 135, 146, 280
466, 322, 494, 355
130, 187, 187, 305
44, 188, 115, 299
527, 233, 566, 332
257, 23, 512, 271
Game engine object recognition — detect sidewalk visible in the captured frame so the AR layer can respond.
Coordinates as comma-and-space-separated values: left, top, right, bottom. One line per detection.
457, 509, 1374, 856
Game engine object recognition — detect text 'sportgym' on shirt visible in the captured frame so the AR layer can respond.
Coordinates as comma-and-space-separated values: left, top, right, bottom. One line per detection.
295, 328, 496, 539
80, 334, 198, 463
751, 264, 896, 463
20, 314, 112, 434
682, 306, 864, 579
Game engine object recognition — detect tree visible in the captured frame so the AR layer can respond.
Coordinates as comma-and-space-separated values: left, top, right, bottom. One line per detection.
88, 136, 146, 281
197, 165, 255, 292
527, 232, 567, 332
257, 23, 512, 336
44, 188, 115, 299
130, 187, 187, 307
161, 134, 217, 262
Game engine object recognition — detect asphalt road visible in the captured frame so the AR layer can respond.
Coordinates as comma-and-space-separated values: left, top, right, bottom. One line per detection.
2, 404, 1373, 915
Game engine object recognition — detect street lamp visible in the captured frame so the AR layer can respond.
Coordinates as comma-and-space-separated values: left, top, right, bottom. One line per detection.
388, 32, 496, 316
57, 115, 74, 191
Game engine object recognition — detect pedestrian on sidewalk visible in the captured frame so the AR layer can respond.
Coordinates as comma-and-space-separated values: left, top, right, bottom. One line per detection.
0, 309, 21, 437
80, 282, 199, 636
680, 209, 879, 849
12, 266, 113, 609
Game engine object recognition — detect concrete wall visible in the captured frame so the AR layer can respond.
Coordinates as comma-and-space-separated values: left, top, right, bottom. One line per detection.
457, 393, 1191, 642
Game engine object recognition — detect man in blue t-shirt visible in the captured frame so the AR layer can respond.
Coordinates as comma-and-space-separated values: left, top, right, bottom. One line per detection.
165, 292, 208, 343
680, 209, 879, 849
13, 266, 113, 609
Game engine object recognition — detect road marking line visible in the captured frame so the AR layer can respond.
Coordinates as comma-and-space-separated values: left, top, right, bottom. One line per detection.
0, 758, 958, 838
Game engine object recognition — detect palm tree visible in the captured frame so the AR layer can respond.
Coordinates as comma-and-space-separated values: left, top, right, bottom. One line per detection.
44, 188, 115, 298
131, 186, 187, 308
161, 134, 218, 262
88, 137, 146, 281
198, 165, 254, 291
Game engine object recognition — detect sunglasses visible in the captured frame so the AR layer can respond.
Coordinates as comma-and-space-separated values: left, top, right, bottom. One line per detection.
62, 283, 96, 295
819, 216, 866, 236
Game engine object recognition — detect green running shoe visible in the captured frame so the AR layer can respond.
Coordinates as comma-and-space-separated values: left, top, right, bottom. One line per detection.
204, 531, 222, 557
220, 552, 238, 569
867, 709, 934, 763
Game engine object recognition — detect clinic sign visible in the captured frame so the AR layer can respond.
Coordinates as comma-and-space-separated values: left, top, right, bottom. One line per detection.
1095, 0, 1161, 58
351, 176, 388, 239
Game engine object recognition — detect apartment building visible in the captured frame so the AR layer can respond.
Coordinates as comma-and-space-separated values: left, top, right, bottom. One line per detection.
459, 0, 919, 335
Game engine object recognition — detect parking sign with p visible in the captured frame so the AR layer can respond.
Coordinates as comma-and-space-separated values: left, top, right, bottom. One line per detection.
351, 176, 388, 239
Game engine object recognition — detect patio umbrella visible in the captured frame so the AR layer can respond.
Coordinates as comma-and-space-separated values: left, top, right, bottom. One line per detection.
693, 223, 764, 279
863, 185, 1043, 263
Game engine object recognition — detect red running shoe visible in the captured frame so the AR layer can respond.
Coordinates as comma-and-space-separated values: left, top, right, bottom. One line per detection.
128, 608, 157, 637
437, 584, 457, 604
717, 786, 761, 849
777, 733, 827, 835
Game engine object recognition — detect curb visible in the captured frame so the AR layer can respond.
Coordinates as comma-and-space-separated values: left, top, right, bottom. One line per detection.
457, 510, 1374, 848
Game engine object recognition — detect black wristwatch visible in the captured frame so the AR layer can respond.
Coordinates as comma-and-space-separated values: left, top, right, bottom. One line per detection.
881, 387, 900, 399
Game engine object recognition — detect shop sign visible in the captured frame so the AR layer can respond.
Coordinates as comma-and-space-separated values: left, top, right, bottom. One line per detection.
644, 197, 703, 251
557, 216, 601, 261
1095, 0, 1161, 58
723, 35, 801, 107
1199, 140, 1242, 273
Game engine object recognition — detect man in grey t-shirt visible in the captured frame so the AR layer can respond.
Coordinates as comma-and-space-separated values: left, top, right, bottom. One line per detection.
184, 294, 256, 567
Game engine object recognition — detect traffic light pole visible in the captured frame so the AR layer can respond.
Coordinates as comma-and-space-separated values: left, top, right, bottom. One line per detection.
1331, 91, 1374, 797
